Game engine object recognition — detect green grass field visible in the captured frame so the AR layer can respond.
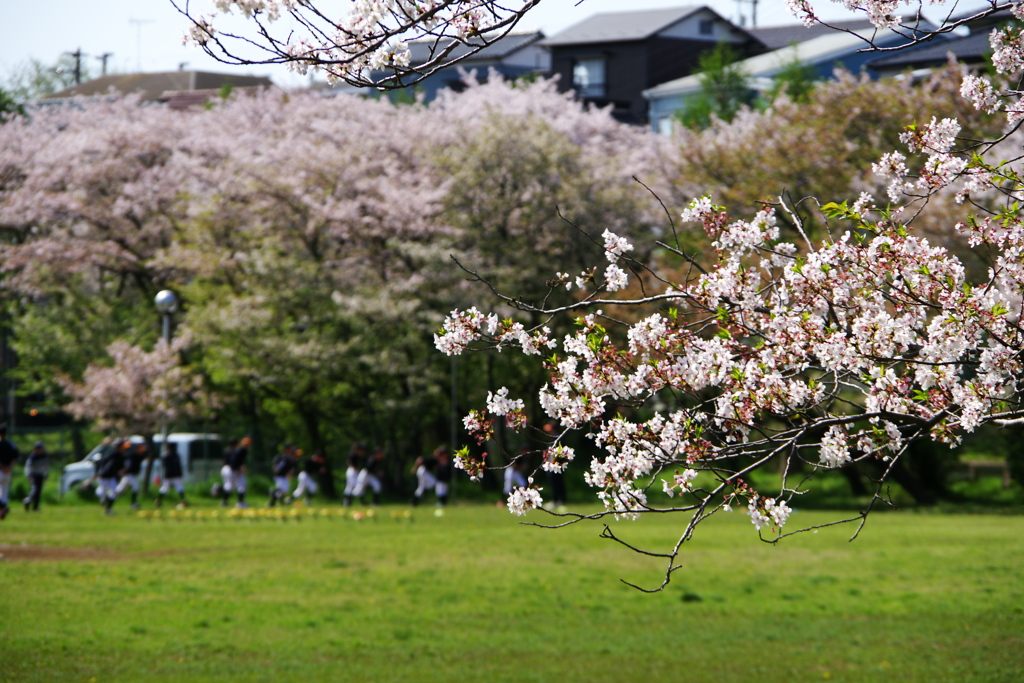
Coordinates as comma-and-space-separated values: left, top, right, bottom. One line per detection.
0, 503, 1021, 682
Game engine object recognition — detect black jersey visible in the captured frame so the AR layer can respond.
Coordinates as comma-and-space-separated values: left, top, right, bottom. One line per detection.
0, 438, 18, 468
436, 460, 452, 483
364, 455, 386, 478
125, 449, 146, 476
299, 455, 324, 475
228, 446, 248, 471
272, 453, 295, 477
25, 449, 49, 476
162, 451, 183, 479
97, 450, 124, 479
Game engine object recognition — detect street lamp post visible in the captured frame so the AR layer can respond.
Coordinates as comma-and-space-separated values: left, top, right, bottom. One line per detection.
154, 290, 178, 459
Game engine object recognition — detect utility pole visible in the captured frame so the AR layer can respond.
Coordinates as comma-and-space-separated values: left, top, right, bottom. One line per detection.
96, 52, 113, 76
129, 17, 154, 72
65, 48, 84, 84
734, 0, 760, 28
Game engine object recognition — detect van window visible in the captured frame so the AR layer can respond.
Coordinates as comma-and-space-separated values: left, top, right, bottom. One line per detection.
184, 439, 222, 463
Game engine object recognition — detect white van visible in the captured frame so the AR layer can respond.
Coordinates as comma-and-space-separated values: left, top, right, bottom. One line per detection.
58, 433, 223, 496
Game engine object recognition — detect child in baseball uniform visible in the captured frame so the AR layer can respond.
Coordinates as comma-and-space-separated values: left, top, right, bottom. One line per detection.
343, 443, 364, 507
155, 442, 188, 509
22, 442, 49, 512
116, 442, 148, 509
355, 446, 386, 506
96, 440, 129, 516
0, 425, 19, 520
292, 449, 327, 505
412, 447, 441, 506
268, 444, 296, 507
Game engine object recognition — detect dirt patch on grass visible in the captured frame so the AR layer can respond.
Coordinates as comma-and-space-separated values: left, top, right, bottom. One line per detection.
0, 543, 184, 562
0, 543, 122, 562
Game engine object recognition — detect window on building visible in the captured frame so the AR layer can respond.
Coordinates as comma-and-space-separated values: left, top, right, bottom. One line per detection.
573, 58, 606, 98
699, 19, 714, 35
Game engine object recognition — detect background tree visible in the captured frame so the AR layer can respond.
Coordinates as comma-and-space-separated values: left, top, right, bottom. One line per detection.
666, 66, 1003, 260
0, 96, 190, 410
0, 76, 662, 492
3, 55, 90, 102
678, 42, 753, 129
0, 88, 23, 123
764, 53, 817, 105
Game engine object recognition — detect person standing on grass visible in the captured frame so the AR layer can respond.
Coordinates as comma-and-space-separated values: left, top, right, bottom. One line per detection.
96, 440, 129, 516
155, 442, 188, 509
0, 424, 18, 521
22, 441, 49, 512
292, 449, 327, 505
355, 446, 386, 506
343, 442, 364, 507
222, 435, 251, 508
412, 447, 440, 507
116, 442, 147, 510
217, 438, 238, 506
435, 447, 452, 507
268, 443, 297, 507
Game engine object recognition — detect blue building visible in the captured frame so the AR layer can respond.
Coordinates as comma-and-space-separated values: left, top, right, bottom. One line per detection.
643, 19, 932, 133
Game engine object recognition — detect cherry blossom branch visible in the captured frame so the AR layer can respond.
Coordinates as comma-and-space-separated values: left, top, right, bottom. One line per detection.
173, 0, 541, 88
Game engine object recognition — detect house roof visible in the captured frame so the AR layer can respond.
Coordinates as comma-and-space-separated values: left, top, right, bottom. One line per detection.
643, 26, 901, 99
542, 6, 707, 46
750, 17, 876, 50
41, 71, 274, 102
749, 15, 935, 50
407, 31, 543, 65
867, 30, 991, 69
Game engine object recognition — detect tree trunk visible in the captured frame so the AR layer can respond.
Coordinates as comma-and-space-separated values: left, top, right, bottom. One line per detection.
880, 457, 937, 505
840, 465, 869, 497
141, 434, 156, 495
299, 405, 336, 498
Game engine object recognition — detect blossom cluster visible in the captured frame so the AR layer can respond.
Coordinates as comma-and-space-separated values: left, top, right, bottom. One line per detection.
486, 387, 528, 430
507, 484, 543, 516
747, 495, 792, 532
453, 447, 486, 482
440, 167, 1024, 533
542, 444, 575, 473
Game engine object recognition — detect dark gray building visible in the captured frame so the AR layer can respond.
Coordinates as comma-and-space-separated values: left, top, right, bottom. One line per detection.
543, 6, 764, 124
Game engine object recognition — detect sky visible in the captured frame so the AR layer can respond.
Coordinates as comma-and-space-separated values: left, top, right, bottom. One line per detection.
0, 0, 989, 89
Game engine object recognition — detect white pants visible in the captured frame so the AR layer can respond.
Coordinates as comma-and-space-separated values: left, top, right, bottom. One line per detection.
221, 465, 246, 493
159, 477, 184, 495
414, 467, 437, 497
97, 477, 119, 500
272, 476, 290, 493
435, 481, 449, 498
0, 469, 10, 505
116, 474, 140, 495
503, 468, 527, 495
344, 467, 359, 496
354, 470, 381, 496
293, 471, 318, 498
